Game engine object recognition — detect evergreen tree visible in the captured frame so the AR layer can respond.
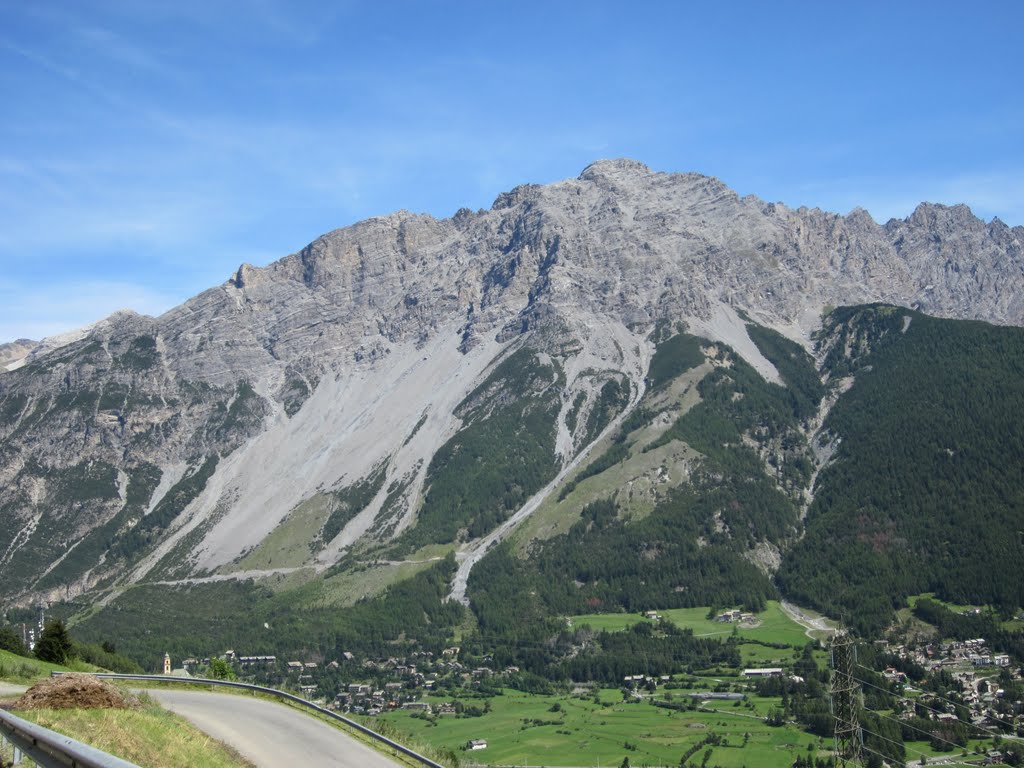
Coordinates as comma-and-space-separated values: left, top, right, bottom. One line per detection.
0, 626, 27, 656
35, 619, 73, 664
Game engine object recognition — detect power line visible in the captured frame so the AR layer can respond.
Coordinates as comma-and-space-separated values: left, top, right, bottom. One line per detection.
854, 661, 1018, 735
859, 700, 972, 754
859, 739, 933, 768
851, 672, 981, 734
831, 630, 863, 767
858, 721, 934, 763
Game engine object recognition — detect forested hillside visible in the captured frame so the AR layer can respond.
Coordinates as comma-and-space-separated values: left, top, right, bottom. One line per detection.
26, 305, 1023, 671
466, 325, 821, 659
777, 305, 1024, 633
468, 306, 1024, 643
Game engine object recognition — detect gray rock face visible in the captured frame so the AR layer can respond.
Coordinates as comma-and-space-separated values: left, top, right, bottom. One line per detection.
0, 339, 38, 371
1, 159, 1022, 602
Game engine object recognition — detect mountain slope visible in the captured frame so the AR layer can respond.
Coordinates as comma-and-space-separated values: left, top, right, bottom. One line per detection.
777, 305, 1024, 632
1, 159, 1023, 614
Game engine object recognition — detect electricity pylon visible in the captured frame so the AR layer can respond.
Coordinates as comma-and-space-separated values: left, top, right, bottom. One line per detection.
830, 630, 863, 766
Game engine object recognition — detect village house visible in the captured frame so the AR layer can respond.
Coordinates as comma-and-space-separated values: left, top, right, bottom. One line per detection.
743, 668, 784, 678
238, 655, 276, 667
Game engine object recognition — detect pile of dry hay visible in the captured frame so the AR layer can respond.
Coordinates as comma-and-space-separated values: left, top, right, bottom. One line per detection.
13, 673, 139, 710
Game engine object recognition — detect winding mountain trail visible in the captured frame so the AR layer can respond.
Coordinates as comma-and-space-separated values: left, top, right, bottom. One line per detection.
780, 600, 836, 640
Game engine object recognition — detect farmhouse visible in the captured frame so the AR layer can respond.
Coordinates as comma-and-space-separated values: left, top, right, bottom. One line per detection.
743, 668, 784, 678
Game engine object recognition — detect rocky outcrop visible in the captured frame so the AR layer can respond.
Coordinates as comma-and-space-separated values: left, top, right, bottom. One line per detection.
1, 159, 1021, 602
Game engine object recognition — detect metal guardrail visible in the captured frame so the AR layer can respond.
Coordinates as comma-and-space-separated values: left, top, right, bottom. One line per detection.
52, 672, 446, 768
0, 705, 141, 768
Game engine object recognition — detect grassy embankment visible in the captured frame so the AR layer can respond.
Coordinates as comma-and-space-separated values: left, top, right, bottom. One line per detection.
0, 647, 100, 681
12, 694, 255, 768
0, 650, 252, 768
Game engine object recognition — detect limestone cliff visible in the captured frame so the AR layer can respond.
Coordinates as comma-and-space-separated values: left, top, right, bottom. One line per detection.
1, 159, 1021, 604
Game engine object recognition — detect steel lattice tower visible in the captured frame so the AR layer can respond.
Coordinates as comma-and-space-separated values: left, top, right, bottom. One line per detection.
830, 630, 863, 767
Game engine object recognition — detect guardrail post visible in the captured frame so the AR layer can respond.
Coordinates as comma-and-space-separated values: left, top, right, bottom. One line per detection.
2, 733, 21, 766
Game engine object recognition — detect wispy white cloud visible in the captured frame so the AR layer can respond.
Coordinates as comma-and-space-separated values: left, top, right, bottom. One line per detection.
73, 23, 176, 78
0, 35, 131, 111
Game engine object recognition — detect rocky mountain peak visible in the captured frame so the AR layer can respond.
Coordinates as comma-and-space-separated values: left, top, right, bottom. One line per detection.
2, 160, 1023, 605
578, 157, 654, 181
906, 201, 985, 233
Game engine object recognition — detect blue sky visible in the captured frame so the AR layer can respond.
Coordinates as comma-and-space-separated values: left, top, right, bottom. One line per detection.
1, 1, 1021, 343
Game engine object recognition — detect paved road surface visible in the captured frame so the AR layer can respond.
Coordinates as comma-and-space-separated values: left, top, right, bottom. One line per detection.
148, 688, 402, 768
0, 682, 27, 698
780, 600, 835, 639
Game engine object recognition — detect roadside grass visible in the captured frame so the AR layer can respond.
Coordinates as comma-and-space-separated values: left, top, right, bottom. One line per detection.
130, 679, 450, 768
372, 687, 814, 768
13, 693, 254, 768
0, 648, 100, 683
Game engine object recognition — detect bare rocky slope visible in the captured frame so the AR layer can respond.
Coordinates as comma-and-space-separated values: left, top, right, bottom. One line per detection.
1, 159, 1022, 606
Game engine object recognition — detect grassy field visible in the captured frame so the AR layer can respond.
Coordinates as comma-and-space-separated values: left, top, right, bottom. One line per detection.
254, 543, 454, 608
568, 601, 813, 667
906, 592, 1024, 633
372, 687, 817, 768
10, 693, 254, 768
905, 593, 981, 613
902, 738, 995, 762
0, 648, 100, 682
570, 602, 806, 644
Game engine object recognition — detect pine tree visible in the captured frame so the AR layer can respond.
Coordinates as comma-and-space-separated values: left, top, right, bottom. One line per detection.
0, 626, 27, 656
35, 619, 73, 664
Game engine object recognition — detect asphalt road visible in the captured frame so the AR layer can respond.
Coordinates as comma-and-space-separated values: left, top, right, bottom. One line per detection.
147, 688, 403, 768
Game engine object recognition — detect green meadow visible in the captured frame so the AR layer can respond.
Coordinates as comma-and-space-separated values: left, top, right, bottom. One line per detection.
568, 601, 813, 666
4, 598, 820, 768
374, 688, 819, 768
